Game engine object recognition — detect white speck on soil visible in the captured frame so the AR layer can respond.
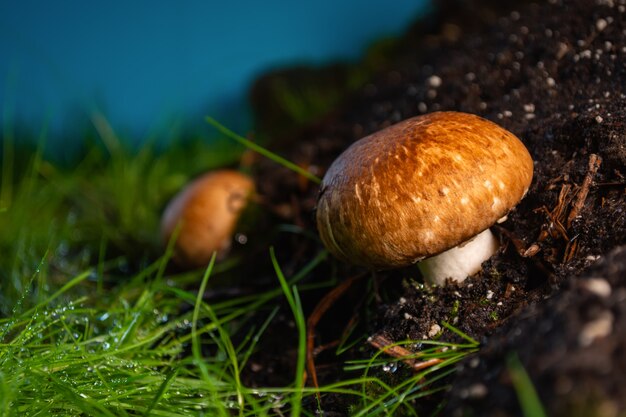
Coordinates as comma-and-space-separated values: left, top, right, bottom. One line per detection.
581, 278, 612, 297
427, 75, 442, 88
579, 310, 614, 347
469, 357, 480, 368
428, 323, 441, 337
460, 383, 488, 399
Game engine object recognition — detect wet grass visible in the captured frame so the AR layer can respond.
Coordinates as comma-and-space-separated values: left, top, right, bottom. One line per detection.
0, 121, 480, 416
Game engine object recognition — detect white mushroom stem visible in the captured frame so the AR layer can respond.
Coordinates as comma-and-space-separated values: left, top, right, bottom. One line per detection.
417, 228, 499, 286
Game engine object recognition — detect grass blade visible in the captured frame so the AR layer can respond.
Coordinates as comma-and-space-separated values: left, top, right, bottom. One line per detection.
507, 352, 547, 417
144, 368, 180, 417
270, 247, 306, 417
205, 116, 321, 184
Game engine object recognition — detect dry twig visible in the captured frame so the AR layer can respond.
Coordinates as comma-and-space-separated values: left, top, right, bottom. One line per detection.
305, 273, 367, 395
567, 154, 602, 228
367, 334, 443, 372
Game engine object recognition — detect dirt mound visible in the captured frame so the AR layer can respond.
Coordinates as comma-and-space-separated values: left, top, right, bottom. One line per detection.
250, 0, 626, 414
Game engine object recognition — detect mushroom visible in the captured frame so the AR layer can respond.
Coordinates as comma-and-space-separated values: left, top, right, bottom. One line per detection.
316, 111, 533, 286
161, 169, 255, 268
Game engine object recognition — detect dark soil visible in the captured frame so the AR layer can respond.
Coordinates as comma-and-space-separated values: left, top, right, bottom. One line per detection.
244, 0, 626, 415
448, 245, 626, 417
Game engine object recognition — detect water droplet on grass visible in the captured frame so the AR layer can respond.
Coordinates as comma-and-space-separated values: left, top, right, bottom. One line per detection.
382, 362, 399, 373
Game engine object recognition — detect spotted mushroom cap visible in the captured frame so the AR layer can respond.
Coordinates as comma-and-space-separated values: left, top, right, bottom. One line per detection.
161, 169, 255, 268
316, 111, 533, 270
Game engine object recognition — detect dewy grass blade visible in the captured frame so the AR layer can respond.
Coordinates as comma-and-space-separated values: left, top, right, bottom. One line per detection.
270, 247, 307, 417
441, 321, 480, 346
205, 116, 321, 184
191, 253, 219, 392
22, 268, 91, 317
239, 306, 279, 371
29, 368, 120, 417
143, 367, 180, 417
0, 371, 12, 415
191, 252, 246, 416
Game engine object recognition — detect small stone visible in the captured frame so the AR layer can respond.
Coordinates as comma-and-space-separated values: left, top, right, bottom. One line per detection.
428, 323, 441, 337
427, 75, 442, 88
467, 383, 488, 399
460, 383, 488, 399
581, 278, 612, 297
596, 18, 608, 32
579, 311, 614, 346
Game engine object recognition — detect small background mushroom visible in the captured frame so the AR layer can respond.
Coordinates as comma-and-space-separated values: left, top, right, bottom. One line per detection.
160, 169, 255, 268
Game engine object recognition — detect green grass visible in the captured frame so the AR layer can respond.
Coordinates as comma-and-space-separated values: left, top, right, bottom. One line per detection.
508, 353, 547, 417
0, 121, 480, 416
205, 117, 321, 184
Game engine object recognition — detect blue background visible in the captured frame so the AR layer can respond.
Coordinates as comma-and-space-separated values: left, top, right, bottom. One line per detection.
0, 1, 429, 143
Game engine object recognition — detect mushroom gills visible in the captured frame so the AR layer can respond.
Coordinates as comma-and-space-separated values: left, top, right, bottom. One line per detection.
417, 228, 499, 286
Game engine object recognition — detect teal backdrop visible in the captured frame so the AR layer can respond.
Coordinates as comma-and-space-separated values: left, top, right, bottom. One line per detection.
0, 1, 429, 147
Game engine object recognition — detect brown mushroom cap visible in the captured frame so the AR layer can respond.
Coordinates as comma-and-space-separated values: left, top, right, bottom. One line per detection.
161, 169, 255, 268
316, 111, 533, 270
